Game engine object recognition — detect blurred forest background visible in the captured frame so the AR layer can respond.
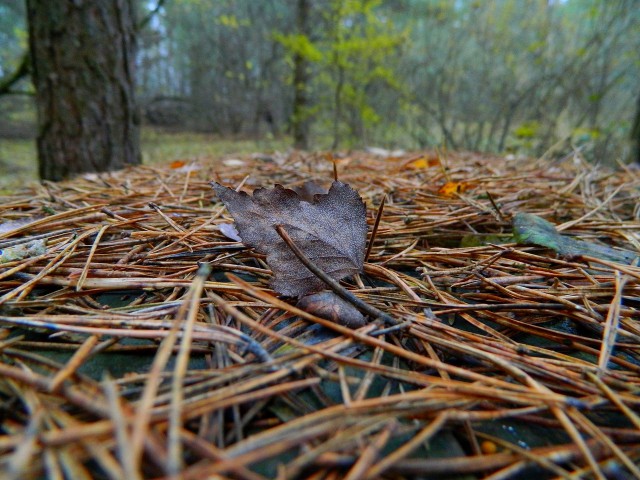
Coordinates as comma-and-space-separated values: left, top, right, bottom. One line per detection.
0, 0, 639, 184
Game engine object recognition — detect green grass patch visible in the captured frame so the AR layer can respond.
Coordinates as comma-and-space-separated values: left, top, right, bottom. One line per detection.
0, 137, 37, 192
0, 129, 292, 191
141, 129, 291, 164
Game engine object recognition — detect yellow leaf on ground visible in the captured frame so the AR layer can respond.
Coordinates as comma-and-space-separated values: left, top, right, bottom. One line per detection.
438, 181, 470, 197
408, 155, 440, 169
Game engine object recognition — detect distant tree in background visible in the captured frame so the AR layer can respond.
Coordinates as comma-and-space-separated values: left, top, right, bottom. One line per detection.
633, 92, 640, 164
277, 0, 405, 149
1, 0, 638, 165
394, 0, 640, 159
320, 0, 406, 149
149, 1, 291, 136
26, 0, 140, 181
291, 0, 311, 150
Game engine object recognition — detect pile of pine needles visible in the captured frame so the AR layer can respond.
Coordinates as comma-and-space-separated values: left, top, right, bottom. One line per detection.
0, 150, 639, 479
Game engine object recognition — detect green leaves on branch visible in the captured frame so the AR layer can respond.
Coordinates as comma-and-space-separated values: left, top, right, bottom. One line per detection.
274, 33, 323, 63
275, 0, 408, 147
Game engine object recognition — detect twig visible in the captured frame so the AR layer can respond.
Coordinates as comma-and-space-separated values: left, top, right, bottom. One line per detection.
364, 194, 386, 263
274, 224, 397, 326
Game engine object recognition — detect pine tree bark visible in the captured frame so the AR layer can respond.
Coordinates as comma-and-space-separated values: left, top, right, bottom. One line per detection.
292, 0, 311, 150
27, 0, 141, 181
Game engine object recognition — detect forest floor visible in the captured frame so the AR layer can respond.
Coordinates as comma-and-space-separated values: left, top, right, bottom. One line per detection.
0, 149, 639, 479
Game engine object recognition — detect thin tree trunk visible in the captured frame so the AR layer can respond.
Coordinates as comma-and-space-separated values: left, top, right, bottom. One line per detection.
292, 0, 311, 149
27, 0, 141, 181
632, 92, 640, 164
332, 63, 344, 150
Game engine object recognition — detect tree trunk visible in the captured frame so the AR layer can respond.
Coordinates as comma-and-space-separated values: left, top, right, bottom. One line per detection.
292, 0, 311, 150
27, 0, 141, 181
331, 63, 344, 150
632, 91, 640, 164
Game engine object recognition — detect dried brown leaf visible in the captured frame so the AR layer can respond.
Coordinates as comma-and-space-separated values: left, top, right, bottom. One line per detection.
292, 181, 327, 203
296, 291, 366, 328
212, 181, 367, 296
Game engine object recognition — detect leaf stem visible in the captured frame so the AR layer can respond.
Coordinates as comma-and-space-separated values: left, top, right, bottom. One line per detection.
275, 224, 398, 326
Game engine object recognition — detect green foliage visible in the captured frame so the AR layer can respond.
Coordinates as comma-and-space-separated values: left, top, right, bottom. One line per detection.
514, 121, 541, 139
217, 14, 246, 28
276, 0, 408, 147
274, 33, 324, 63
571, 127, 601, 147
396, 0, 640, 161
